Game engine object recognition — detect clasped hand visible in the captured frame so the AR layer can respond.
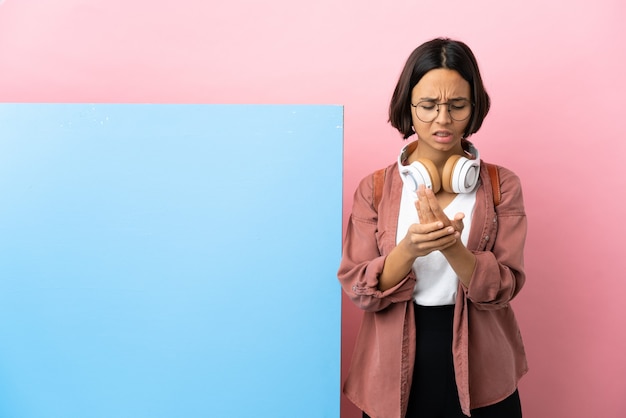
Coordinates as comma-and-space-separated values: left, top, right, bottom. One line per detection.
400, 184, 465, 258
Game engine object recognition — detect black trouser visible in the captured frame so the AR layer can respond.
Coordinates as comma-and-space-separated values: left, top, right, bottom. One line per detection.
364, 304, 522, 418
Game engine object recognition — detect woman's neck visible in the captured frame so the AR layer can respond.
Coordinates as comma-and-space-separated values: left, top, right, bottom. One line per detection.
411, 140, 464, 169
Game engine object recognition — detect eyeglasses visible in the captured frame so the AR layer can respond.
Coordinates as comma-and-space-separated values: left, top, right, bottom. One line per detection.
411, 99, 474, 123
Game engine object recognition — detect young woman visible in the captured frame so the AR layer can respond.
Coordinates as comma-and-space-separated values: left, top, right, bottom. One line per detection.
338, 38, 528, 418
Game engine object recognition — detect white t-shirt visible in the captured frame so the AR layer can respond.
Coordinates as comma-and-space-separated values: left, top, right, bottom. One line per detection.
396, 185, 477, 306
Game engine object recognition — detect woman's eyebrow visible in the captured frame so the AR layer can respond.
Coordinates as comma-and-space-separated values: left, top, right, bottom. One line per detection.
417, 96, 470, 102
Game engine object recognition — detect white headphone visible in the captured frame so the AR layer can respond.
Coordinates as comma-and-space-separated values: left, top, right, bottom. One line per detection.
397, 140, 481, 193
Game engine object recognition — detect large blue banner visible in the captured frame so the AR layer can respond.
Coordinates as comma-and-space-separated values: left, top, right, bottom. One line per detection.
0, 104, 343, 418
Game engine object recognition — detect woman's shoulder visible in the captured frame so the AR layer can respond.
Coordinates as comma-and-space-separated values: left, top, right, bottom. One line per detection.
480, 160, 525, 212
351, 161, 399, 217
481, 160, 522, 185
355, 161, 398, 193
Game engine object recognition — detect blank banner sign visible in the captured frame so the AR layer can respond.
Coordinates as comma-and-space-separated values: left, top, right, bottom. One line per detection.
0, 104, 343, 418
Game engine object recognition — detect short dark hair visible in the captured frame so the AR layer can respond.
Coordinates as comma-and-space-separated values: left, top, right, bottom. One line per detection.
388, 38, 491, 139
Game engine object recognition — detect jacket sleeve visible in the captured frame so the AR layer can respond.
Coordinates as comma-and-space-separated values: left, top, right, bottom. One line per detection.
463, 166, 527, 309
337, 171, 416, 312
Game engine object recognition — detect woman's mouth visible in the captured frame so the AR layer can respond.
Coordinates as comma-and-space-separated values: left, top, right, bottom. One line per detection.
433, 130, 454, 141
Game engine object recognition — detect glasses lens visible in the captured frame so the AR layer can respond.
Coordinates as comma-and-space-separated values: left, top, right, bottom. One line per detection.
448, 99, 472, 121
414, 102, 437, 122
414, 100, 472, 122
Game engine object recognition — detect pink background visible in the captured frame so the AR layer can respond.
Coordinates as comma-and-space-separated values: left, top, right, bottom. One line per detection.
2, 1, 625, 417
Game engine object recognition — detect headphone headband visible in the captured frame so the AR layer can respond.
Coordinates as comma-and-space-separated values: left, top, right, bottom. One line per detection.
398, 140, 479, 165
397, 140, 480, 193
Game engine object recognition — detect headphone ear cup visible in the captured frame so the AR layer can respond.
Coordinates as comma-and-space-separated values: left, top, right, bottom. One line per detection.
416, 158, 441, 193
442, 155, 480, 193
442, 155, 462, 193
398, 158, 441, 193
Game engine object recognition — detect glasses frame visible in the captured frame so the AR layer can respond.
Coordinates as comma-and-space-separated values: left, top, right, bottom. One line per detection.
410, 99, 474, 123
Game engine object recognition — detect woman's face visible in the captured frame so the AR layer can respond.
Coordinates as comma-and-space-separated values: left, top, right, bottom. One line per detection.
410, 68, 472, 155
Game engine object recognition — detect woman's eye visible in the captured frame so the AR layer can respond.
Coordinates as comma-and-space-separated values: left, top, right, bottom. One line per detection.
450, 100, 469, 110
420, 105, 436, 110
